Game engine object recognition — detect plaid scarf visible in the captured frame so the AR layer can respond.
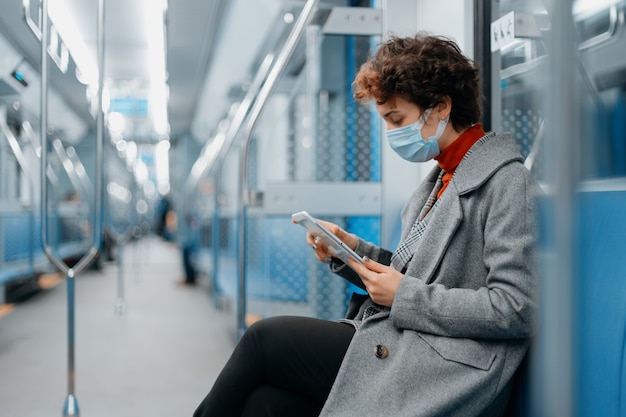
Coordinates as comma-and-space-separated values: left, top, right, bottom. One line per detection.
390, 171, 444, 272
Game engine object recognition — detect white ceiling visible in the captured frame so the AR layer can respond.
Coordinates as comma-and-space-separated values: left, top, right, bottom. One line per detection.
189, 0, 283, 141
0, 0, 343, 144
59, 0, 233, 141
0, 0, 270, 142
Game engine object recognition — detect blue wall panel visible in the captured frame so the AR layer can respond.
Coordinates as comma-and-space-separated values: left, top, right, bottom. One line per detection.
576, 190, 626, 417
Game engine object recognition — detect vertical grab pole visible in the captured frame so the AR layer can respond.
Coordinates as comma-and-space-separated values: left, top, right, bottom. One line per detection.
95, 0, 105, 265
115, 237, 127, 315
236, 0, 319, 339
538, 1, 577, 416
38, 2, 80, 414
39, 0, 105, 415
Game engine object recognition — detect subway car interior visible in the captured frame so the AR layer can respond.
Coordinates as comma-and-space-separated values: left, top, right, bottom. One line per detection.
0, 0, 625, 416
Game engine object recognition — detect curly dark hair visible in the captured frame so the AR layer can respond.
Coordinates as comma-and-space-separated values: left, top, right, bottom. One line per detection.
353, 32, 483, 130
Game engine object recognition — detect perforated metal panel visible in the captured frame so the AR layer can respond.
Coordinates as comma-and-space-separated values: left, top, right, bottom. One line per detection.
186, 26, 382, 324
502, 106, 545, 180
238, 33, 380, 321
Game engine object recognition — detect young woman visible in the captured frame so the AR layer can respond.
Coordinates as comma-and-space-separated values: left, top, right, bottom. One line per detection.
193, 32, 539, 417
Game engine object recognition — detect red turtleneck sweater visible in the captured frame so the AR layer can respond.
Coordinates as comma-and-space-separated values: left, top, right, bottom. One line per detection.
434, 124, 485, 199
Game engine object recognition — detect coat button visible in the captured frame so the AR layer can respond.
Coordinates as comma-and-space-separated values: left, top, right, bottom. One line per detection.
374, 344, 389, 359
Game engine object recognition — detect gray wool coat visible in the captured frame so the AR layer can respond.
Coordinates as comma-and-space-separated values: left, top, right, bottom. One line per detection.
319, 132, 540, 417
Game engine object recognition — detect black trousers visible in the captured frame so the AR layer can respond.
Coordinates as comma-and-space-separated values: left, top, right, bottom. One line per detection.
182, 243, 197, 283
193, 316, 355, 417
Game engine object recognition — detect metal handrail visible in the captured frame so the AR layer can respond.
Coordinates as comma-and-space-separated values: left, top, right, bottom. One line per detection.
0, 109, 33, 182
21, 120, 60, 186
39, 0, 105, 415
52, 138, 85, 199
66, 145, 95, 199
179, 52, 274, 260
182, 51, 275, 199
21, 120, 41, 156
179, 53, 274, 287
236, 0, 320, 338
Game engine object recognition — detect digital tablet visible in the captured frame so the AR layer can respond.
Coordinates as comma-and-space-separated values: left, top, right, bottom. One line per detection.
292, 211, 364, 265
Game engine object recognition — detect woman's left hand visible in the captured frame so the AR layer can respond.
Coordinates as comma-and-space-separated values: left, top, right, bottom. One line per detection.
347, 257, 404, 307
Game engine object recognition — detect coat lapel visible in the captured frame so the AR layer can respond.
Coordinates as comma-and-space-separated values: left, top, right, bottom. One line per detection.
405, 185, 463, 284
398, 168, 441, 243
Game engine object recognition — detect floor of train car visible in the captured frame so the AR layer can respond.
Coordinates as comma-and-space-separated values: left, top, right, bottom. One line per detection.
0, 236, 236, 417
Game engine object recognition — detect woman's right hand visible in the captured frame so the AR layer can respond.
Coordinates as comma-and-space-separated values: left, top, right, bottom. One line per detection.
306, 219, 358, 264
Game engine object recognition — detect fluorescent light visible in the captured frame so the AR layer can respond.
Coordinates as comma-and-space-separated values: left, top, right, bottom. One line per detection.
48, 0, 169, 137
155, 139, 170, 195
107, 112, 126, 134
133, 159, 149, 184
107, 181, 132, 204
145, 0, 170, 136
48, 1, 98, 85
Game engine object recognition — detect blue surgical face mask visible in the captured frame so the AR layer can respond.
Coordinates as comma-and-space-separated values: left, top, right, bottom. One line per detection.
385, 108, 450, 162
